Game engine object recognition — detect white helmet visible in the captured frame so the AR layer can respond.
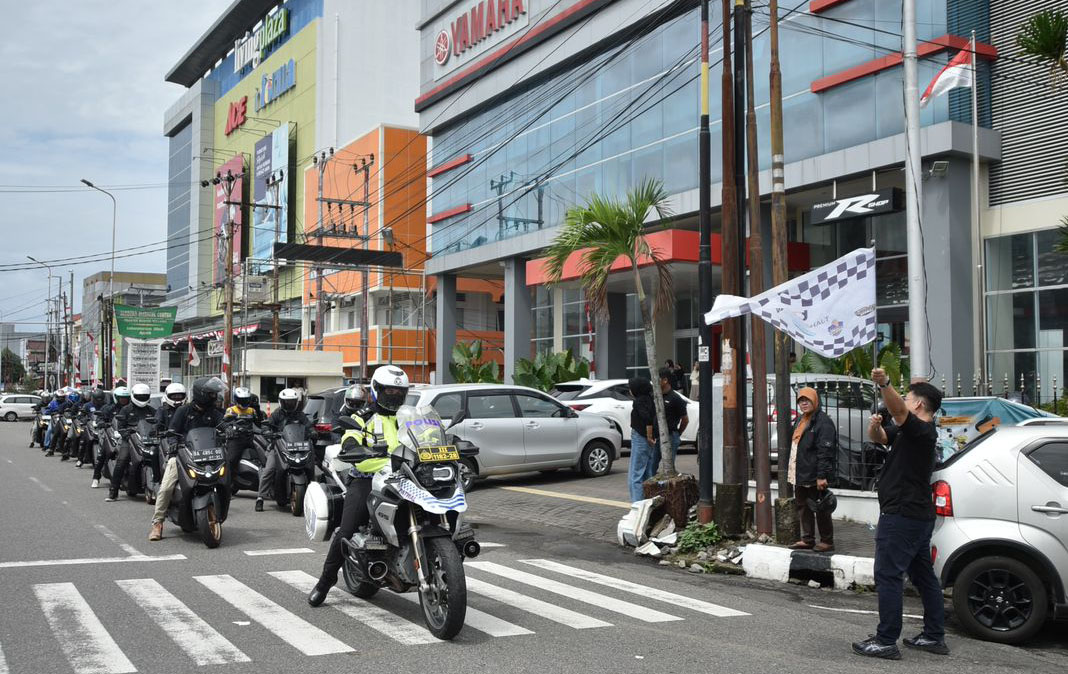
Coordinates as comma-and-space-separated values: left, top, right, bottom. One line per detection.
112, 386, 131, 405
131, 383, 152, 408
233, 386, 253, 408
278, 387, 300, 413
164, 382, 187, 407
370, 366, 410, 414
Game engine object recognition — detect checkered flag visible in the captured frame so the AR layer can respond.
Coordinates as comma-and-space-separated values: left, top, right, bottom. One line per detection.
704, 248, 877, 358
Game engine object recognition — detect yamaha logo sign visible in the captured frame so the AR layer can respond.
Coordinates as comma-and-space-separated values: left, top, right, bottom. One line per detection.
432, 0, 529, 79
810, 188, 903, 224
435, 30, 451, 65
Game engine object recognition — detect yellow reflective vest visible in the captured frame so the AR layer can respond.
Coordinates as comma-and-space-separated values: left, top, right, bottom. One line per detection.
341, 412, 399, 474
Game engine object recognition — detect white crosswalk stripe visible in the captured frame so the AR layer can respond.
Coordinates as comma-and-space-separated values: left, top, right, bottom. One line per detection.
0, 641, 9, 674
519, 559, 751, 617
268, 570, 439, 646
396, 592, 533, 637
194, 574, 353, 656
464, 577, 612, 629
115, 579, 250, 666
32, 582, 137, 674
466, 561, 683, 623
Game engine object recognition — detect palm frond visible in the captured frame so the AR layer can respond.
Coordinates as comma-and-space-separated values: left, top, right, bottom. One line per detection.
1056, 216, 1068, 255
1017, 10, 1068, 77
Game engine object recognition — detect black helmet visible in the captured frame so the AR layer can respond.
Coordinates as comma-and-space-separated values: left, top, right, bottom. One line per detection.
91, 390, 106, 407
192, 377, 226, 409
806, 489, 838, 515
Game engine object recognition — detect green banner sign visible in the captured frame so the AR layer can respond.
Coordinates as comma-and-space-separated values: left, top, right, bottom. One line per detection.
114, 304, 177, 340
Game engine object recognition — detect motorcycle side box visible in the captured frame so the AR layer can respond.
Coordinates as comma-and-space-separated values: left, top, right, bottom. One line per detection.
304, 480, 345, 541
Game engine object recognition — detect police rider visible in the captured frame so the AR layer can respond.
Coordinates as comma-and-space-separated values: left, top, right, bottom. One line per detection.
255, 388, 313, 512
90, 387, 129, 489
149, 378, 225, 540
223, 386, 260, 482
105, 383, 156, 502
307, 367, 409, 607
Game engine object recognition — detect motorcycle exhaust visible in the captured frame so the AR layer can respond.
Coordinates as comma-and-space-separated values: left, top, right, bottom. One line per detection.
366, 560, 388, 581
462, 540, 481, 559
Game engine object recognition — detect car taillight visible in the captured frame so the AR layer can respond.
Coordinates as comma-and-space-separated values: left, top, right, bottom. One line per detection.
569, 404, 590, 411
932, 480, 953, 517
314, 423, 332, 434
931, 545, 938, 564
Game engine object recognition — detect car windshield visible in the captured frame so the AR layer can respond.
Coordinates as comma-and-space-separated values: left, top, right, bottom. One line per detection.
303, 396, 325, 421
550, 385, 589, 401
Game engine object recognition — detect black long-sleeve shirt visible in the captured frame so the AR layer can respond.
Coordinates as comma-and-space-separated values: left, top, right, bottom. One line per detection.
168, 403, 224, 436
266, 407, 312, 434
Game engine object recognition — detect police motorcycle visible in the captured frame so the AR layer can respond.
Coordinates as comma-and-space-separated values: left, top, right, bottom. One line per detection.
130, 418, 163, 504
219, 415, 266, 494
163, 425, 232, 548
316, 405, 480, 640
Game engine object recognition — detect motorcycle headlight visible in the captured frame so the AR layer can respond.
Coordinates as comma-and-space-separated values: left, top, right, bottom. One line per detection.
187, 468, 198, 479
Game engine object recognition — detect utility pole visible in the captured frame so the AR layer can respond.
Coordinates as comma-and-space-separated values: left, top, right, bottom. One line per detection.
267, 169, 285, 346
313, 149, 333, 351
903, 0, 928, 382
68, 271, 75, 385
359, 156, 374, 381
214, 167, 242, 406
697, 0, 716, 525
768, 0, 797, 543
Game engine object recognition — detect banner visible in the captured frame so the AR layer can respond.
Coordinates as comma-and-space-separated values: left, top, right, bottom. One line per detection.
213, 154, 245, 284
704, 248, 877, 358
125, 338, 163, 391
114, 304, 177, 340
252, 123, 289, 271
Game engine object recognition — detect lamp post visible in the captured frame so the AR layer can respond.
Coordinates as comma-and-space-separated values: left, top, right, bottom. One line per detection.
81, 179, 117, 388
27, 256, 57, 389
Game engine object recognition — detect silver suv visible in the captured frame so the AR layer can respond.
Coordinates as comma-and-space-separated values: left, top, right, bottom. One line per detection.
931, 425, 1068, 644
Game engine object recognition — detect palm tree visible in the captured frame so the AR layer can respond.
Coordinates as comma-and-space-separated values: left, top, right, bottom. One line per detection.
1017, 10, 1068, 78
543, 178, 677, 476
1056, 216, 1068, 255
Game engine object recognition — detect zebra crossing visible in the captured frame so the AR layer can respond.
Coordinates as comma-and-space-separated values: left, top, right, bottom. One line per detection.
5, 559, 749, 674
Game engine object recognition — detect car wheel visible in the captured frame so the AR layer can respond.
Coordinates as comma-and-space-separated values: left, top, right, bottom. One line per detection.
953, 555, 1048, 644
459, 458, 477, 493
579, 441, 613, 478
4, 412, 16, 422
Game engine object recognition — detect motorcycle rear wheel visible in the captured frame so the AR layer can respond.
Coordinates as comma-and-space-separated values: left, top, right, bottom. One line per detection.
342, 558, 379, 599
418, 537, 467, 640
196, 504, 222, 548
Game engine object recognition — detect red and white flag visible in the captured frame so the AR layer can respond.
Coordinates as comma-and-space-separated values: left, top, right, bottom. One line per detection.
188, 340, 201, 368
920, 46, 973, 108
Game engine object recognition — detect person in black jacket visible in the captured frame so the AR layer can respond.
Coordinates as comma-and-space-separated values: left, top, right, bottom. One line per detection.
787, 386, 838, 552
106, 384, 157, 502
255, 388, 313, 512
627, 377, 657, 503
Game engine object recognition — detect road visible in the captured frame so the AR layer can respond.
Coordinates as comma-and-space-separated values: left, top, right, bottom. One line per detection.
0, 422, 1065, 674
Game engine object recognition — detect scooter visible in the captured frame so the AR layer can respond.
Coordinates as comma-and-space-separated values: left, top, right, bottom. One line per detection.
29, 408, 49, 448
267, 423, 314, 516
95, 418, 120, 482
47, 411, 73, 457
132, 419, 162, 505
219, 416, 266, 495
167, 427, 231, 548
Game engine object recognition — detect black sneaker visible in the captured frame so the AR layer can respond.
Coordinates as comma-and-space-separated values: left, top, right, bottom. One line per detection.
852, 636, 901, 660
104, 494, 119, 503
255, 499, 264, 512
903, 633, 949, 655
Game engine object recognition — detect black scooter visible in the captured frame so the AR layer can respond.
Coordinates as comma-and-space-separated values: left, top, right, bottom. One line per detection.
29, 406, 48, 448
167, 427, 231, 548
220, 416, 266, 495
267, 423, 314, 516
132, 419, 163, 505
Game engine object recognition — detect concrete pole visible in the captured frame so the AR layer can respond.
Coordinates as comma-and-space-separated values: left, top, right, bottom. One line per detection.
903, 0, 929, 381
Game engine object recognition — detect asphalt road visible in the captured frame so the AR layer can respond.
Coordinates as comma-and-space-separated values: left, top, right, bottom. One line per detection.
1, 421, 1065, 674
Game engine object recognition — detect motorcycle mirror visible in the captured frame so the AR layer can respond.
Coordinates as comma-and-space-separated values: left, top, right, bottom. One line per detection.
446, 410, 466, 428
336, 416, 361, 431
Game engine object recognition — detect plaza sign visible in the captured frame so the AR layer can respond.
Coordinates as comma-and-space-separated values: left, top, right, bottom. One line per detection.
809, 188, 903, 224
433, 0, 529, 78
234, 8, 290, 73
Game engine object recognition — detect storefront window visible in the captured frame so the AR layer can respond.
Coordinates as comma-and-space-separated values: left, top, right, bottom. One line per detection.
530, 286, 553, 356
562, 288, 593, 363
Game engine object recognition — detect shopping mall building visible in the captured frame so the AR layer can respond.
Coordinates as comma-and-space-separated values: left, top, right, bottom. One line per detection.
416, 0, 1068, 397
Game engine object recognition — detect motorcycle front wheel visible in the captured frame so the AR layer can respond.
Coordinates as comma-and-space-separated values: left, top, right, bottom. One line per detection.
342, 558, 379, 599
143, 466, 156, 505
418, 536, 467, 640
196, 504, 222, 548
290, 483, 306, 517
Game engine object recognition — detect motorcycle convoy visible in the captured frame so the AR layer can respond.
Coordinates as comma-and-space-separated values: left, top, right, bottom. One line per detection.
23, 365, 480, 640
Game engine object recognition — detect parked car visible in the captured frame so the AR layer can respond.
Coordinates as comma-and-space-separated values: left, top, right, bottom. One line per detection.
0, 394, 42, 421
551, 378, 700, 445
931, 425, 1068, 644
405, 384, 622, 490
304, 387, 350, 465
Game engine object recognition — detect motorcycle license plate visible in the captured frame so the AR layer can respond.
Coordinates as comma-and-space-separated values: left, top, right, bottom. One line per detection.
190, 447, 224, 463
418, 446, 460, 462
286, 441, 309, 451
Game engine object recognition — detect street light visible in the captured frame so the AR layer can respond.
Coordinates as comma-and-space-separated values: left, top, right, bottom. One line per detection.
80, 179, 117, 300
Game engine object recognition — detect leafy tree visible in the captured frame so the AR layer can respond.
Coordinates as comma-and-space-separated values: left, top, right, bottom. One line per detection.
512, 350, 590, 392
793, 342, 910, 389
544, 178, 677, 476
1, 348, 26, 388
448, 340, 501, 384
1017, 10, 1068, 78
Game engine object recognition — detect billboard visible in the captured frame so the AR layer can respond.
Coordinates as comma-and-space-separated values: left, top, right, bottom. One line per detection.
252, 123, 290, 271
213, 155, 245, 283
114, 304, 177, 340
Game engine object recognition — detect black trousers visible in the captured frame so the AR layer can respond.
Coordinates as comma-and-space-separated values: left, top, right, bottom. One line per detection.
225, 438, 249, 484
109, 439, 133, 498
78, 436, 94, 465
795, 484, 834, 545
316, 477, 373, 590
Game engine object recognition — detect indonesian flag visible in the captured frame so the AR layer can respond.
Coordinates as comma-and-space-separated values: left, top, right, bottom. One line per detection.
921, 47, 972, 108
188, 340, 201, 367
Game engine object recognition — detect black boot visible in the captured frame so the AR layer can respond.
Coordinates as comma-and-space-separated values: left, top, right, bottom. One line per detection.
307, 584, 330, 607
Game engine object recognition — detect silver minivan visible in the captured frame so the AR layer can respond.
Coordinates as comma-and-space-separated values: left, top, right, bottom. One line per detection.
0, 394, 42, 421
405, 384, 622, 490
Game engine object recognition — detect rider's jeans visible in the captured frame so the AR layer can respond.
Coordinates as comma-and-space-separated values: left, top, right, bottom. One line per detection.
152, 458, 179, 524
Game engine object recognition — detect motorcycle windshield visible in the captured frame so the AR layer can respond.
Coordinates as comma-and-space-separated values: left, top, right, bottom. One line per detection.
184, 427, 218, 451
396, 405, 450, 454
137, 419, 155, 437
281, 423, 308, 447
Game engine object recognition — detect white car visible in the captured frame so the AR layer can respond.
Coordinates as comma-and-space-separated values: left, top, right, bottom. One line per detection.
0, 394, 42, 421
931, 424, 1068, 644
551, 379, 700, 445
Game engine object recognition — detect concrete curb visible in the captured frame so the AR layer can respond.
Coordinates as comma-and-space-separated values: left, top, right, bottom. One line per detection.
740, 544, 875, 590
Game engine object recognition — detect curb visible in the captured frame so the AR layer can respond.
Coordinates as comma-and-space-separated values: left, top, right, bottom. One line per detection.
740, 544, 874, 590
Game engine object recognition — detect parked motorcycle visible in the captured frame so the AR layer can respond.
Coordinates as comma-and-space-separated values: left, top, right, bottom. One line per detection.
331, 405, 479, 640
167, 427, 231, 548
219, 416, 266, 495
266, 423, 314, 516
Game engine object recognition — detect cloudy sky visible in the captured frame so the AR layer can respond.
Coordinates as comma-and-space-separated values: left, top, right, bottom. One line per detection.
0, 2, 222, 336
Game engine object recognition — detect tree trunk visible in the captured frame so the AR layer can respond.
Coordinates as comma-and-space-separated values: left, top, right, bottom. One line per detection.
631, 259, 676, 477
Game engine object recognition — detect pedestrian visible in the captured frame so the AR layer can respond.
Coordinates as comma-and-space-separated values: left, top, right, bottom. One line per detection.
653, 368, 689, 469
852, 368, 947, 660
690, 360, 701, 400
787, 386, 836, 552
627, 377, 656, 503
663, 359, 681, 390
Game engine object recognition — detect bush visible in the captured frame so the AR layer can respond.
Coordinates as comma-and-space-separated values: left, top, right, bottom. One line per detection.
448, 341, 501, 384
677, 521, 722, 554
512, 350, 590, 392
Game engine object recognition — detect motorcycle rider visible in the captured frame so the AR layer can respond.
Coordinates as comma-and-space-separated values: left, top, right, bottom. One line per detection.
75, 389, 106, 468
150, 377, 225, 540
57, 388, 84, 461
90, 387, 129, 488
223, 386, 260, 481
43, 388, 68, 455
339, 385, 366, 417
307, 367, 409, 607
105, 383, 156, 502
30, 392, 53, 448
255, 388, 313, 512
155, 382, 187, 436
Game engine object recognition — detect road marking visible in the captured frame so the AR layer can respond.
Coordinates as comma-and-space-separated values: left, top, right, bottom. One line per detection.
396, 592, 533, 637
244, 547, 314, 556
4, 458, 12, 464
27, 476, 52, 493
467, 561, 681, 623
0, 554, 186, 569
0, 642, 8, 674
33, 582, 136, 674
520, 559, 750, 617
499, 486, 630, 509
94, 524, 142, 557
465, 577, 611, 629
270, 570, 438, 646
807, 604, 924, 620
195, 574, 353, 656
116, 579, 250, 666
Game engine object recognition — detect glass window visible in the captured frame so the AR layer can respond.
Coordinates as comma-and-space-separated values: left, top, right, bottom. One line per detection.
1027, 443, 1068, 488
823, 77, 876, 152
514, 393, 564, 418
986, 233, 1033, 291
663, 133, 699, 193
987, 292, 1036, 351
466, 393, 516, 419
1038, 288, 1068, 349
1037, 230, 1066, 288
876, 256, 909, 306
608, 384, 634, 401
430, 392, 463, 420
782, 92, 824, 162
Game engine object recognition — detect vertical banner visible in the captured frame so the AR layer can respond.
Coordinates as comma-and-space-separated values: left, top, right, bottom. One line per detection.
125, 338, 164, 391
213, 155, 245, 284
252, 123, 289, 270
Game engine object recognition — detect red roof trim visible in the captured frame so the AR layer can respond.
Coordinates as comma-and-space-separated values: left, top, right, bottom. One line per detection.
428, 153, 473, 178
810, 0, 851, 12
812, 34, 998, 93
427, 203, 472, 224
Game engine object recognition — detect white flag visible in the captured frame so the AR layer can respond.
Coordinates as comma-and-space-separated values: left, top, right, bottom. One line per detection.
188, 340, 201, 368
705, 248, 877, 358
